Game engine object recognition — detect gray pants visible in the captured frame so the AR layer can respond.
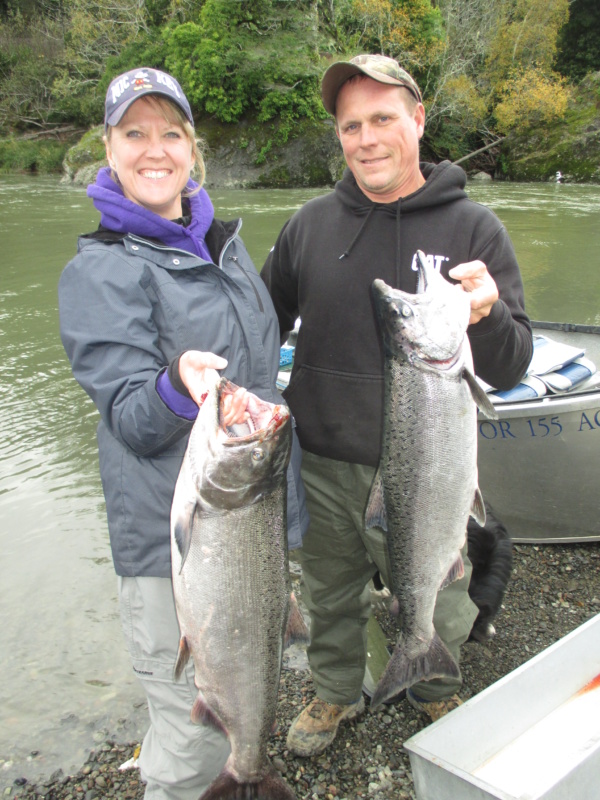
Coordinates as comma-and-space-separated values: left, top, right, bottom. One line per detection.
300, 451, 478, 704
118, 577, 230, 800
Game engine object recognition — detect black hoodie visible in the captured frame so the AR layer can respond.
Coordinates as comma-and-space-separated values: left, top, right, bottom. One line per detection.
261, 161, 532, 467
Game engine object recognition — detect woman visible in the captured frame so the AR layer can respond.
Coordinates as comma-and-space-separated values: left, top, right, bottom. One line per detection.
58, 67, 307, 800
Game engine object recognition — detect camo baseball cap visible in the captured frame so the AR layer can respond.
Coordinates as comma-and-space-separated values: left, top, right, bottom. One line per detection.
321, 54, 422, 115
104, 68, 194, 129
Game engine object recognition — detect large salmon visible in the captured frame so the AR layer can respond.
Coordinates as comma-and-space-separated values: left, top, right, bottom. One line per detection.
367, 252, 497, 710
171, 376, 301, 800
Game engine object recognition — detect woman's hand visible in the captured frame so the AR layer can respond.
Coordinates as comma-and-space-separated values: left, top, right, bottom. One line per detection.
178, 351, 249, 426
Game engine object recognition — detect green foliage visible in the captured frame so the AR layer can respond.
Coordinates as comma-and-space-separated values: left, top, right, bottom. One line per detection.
165, 20, 251, 122
555, 0, 600, 82
102, 33, 170, 95
347, 0, 444, 77
164, 0, 326, 125
49, 0, 152, 125
494, 68, 571, 133
0, 137, 69, 173
63, 126, 106, 174
0, 14, 65, 130
0, 0, 598, 173
484, 0, 569, 88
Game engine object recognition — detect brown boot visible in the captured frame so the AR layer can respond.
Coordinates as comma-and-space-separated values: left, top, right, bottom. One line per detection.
406, 689, 463, 722
286, 696, 365, 757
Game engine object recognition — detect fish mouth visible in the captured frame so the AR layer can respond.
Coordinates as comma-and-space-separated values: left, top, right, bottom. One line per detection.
411, 340, 463, 370
219, 381, 289, 441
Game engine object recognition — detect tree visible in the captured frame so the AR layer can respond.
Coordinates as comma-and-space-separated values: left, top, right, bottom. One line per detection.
555, 0, 600, 81
0, 2, 67, 130
422, 0, 500, 131
348, 0, 444, 75
483, 0, 571, 133
51, 0, 150, 123
164, 0, 325, 125
494, 67, 570, 133
485, 0, 569, 86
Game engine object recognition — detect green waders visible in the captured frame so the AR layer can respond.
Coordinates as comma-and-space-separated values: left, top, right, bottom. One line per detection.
299, 451, 478, 704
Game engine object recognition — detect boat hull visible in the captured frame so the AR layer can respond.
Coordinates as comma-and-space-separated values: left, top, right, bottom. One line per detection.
478, 322, 600, 543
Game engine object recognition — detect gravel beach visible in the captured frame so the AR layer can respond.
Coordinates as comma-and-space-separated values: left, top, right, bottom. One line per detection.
5, 541, 600, 800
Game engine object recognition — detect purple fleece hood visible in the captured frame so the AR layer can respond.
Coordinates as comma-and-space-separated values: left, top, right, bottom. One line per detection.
87, 167, 214, 261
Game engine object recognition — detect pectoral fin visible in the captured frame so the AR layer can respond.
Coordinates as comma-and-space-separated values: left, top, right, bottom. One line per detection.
462, 368, 498, 420
174, 636, 191, 681
365, 468, 388, 531
173, 499, 198, 573
440, 554, 465, 591
284, 592, 310, 648
471, 487, 486, 526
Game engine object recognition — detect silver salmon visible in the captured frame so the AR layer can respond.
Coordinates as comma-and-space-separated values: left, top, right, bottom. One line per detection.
171, 376, 302, 800
367, 252, 497, 710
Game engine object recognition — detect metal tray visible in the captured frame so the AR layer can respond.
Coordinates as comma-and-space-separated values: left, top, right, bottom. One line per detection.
404, 614, 600, 800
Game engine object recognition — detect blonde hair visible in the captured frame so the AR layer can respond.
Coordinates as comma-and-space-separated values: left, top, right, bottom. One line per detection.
105, 94, 206, 193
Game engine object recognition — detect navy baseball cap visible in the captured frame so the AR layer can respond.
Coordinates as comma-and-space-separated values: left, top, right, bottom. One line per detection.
321, 54, 422, 115
104, 68, 194, 128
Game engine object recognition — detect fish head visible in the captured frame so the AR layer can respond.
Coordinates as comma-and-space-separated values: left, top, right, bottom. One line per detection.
372, 253, 471, 373
194, 378, 292, 511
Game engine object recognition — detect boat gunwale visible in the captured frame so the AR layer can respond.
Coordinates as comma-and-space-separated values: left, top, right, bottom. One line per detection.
481, 320, 600, 415
531, 319, 600, 336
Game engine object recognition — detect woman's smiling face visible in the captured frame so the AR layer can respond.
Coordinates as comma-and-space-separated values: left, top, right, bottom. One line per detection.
105, 96, 195, 219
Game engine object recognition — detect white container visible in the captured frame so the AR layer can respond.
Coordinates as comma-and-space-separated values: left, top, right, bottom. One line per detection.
404, 613, 600, 800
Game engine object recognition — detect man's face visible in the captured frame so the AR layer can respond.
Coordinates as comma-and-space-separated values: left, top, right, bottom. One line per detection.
335, 77, 425, 203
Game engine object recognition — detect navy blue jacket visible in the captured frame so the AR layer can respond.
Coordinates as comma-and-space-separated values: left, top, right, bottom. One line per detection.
59, 218, 307, 576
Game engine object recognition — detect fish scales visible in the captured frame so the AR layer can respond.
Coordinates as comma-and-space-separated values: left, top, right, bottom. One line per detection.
368, 252, 496, 710
171, 377, 297, 800
175, 496, 288, 746
383, 350, 479, 630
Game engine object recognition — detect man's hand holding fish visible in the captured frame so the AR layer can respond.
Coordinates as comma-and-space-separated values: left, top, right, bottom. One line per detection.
449, 260, 501, 324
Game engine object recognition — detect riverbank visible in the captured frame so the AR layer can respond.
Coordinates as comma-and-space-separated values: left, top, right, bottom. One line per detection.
5, 540, 599, 800
5, 71, 600, 187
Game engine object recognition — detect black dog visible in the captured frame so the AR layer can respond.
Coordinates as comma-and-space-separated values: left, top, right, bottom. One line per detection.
466, 503, 513, 642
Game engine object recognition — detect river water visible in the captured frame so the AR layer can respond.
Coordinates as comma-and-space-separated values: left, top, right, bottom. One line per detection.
1, 175, 599, 787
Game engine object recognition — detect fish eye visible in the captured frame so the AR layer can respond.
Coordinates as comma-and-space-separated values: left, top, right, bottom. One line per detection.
251, 448, 265, 462
400, 304, 412, 318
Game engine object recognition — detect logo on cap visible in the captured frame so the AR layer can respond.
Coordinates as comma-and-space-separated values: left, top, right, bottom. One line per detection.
105, 67, 193, 128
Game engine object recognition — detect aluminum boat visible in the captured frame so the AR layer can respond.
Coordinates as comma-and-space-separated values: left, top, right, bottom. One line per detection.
477, 321, 600, 543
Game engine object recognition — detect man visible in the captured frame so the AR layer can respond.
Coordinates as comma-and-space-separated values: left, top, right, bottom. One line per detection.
261, 54, 532, 757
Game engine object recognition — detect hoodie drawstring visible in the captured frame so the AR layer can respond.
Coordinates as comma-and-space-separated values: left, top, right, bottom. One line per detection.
338, 206, 376, 260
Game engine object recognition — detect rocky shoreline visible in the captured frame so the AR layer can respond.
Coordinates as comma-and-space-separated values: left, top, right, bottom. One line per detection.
6, 541, 600, 800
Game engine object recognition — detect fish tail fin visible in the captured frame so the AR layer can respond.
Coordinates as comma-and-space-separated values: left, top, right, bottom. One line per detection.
199, 764, 295, 800
284, 591, 310, 648
370, 632, 460, 711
